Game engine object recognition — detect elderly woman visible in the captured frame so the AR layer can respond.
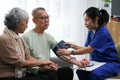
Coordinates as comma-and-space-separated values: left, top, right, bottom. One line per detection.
0, 7, 57, 80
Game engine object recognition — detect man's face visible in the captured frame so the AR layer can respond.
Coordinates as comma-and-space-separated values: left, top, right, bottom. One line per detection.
33, 10, 49, 30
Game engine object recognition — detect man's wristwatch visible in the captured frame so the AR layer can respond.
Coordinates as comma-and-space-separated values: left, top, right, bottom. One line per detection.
70, 50, 75, 55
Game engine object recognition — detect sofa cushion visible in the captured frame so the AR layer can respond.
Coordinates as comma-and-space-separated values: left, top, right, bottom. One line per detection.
105, 43, 120, 80
105, 74, 120, 80
115, 42, 120, 60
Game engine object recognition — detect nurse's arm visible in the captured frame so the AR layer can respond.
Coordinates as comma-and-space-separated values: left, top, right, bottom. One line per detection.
71, 46, 94, 55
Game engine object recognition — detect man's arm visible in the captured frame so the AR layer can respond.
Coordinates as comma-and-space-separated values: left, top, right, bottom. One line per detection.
57, 55, 81, 67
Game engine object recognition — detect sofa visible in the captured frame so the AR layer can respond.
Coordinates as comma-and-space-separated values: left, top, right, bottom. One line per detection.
105, 42, 120, 80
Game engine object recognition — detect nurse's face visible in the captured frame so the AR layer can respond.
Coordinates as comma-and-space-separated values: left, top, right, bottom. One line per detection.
84, 13, 98, 31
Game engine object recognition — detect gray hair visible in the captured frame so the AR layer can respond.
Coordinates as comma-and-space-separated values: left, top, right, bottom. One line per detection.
32, 7, 46, 18
4, 7, 29, 31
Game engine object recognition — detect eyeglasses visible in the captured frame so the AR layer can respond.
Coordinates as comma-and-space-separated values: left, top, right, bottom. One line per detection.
36, 16, 50, 20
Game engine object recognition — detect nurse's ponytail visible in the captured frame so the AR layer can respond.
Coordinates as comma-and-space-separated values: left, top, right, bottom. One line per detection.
84, 7, 109, 26
99, 9, 109, 25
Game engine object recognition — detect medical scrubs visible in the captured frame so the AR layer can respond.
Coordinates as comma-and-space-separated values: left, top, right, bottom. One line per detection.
76, 26, 120, 80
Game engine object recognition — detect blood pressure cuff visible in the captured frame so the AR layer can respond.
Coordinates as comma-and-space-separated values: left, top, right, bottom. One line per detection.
52, 40, 70, 56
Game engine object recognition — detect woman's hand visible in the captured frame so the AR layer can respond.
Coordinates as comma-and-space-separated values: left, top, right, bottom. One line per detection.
40, 60, 55, 66
65, 42, 81, 50
40, 63, 58, 72
49, 63, 58, 71
64, 42, 73, 47
57, 49, 71, 55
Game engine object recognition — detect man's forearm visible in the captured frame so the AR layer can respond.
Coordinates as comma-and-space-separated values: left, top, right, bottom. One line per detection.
58, 55, 76, 63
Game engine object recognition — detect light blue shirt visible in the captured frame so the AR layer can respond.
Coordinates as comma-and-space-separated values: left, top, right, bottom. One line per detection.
22, 29, 57, 74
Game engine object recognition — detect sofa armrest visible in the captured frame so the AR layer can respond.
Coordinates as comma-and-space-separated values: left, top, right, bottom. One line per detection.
105, 74, 120, 80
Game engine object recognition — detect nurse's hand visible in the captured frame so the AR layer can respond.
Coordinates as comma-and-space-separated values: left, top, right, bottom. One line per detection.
65, 42, 81, 50
57, 49, 71, 55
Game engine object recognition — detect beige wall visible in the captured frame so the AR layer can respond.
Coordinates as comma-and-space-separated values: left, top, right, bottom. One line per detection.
107, 21, 120, 44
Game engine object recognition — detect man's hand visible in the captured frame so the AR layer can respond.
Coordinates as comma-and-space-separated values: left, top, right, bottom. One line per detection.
39, 63, 58, 72
40, 60, 55, 65
79, 58, 89, 68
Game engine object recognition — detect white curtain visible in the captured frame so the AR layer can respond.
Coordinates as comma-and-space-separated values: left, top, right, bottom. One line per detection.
0, 0, 87, 58
0, 0, 107, 59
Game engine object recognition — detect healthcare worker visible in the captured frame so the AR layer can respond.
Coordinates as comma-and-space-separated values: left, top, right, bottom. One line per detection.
57, 7, 120, 80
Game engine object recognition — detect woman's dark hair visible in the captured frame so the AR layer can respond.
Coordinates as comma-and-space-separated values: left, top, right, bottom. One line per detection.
4, 7, 29, 31
84, 7, 109, 26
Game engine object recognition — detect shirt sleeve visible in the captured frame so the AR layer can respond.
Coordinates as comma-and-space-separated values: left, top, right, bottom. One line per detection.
20, 38, 31, 60
85, 30, 91, 47
90, 31, 108, 53
47, 33, 57, 49
21, 34, 30, 50
0, 35, 26, 68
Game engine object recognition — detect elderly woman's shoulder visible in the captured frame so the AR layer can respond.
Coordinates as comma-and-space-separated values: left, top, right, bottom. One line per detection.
0, 33, 11, 42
